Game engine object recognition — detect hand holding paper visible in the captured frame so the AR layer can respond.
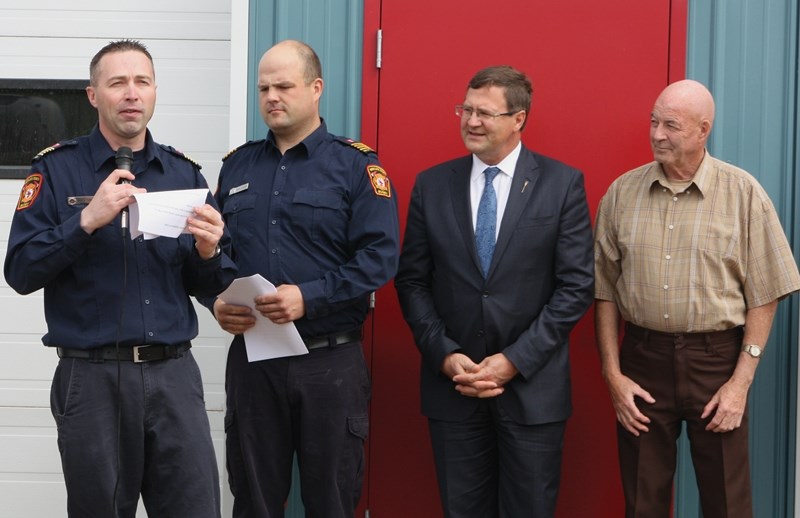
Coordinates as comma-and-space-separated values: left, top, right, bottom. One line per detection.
217, 274, 308, 362
128, 188, 209, 240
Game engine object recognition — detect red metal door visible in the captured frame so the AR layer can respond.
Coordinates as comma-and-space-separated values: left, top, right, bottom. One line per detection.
360, 1, 687, 515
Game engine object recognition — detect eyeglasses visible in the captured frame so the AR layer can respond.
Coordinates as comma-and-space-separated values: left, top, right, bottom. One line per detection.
455, 104, 519, 121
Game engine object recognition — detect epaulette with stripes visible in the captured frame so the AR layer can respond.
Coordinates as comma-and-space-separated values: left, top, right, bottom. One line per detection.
336, 137, 377, 155
160, 144, 202, 169
222, 140, 263, 161
32, 140, 78, 162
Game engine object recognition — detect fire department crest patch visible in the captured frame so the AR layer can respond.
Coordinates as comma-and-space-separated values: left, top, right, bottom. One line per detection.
17, 173, 43, 211
366, 165, 391, 198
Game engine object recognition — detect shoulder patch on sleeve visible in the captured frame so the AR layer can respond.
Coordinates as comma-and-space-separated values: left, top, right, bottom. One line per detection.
160, 145, 202, 169
366, 164, 391, 198
222, 140, 264, 161
32, 140, 77, 162
336, 136, 376, 155
17, 173, 44, 210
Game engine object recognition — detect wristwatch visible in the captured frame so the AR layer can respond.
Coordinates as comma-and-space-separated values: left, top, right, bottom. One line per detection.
196, 242, 221, 259
741, 344, 763, 358
210, 243, 222, 258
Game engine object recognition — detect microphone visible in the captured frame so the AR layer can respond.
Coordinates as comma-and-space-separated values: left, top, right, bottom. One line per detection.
115, 147, 134, 236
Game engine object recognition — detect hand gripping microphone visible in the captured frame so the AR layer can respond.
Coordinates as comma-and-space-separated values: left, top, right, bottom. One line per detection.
115, 146, 134, 236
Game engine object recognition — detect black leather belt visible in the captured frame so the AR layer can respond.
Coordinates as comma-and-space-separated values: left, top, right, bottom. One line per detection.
625, 323, 743, 345
303, 331, 361, 351
56, 342, 191, 363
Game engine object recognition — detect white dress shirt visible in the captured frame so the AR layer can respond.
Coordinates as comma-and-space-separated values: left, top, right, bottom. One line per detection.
470, 142, 522, 239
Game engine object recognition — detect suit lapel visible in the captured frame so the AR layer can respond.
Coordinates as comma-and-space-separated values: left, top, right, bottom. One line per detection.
488, 148, 541, 278
448, 157, 483, 274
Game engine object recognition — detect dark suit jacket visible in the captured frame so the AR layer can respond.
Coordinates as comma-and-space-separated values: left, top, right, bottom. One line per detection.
396, 145, 594, 425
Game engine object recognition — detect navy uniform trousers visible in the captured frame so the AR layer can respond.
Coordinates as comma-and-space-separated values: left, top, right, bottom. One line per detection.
225, 335, 370, 518
51, 349, 220, 517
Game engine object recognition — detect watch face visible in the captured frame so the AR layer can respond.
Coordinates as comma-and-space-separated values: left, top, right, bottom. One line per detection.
745, 345, 762, 357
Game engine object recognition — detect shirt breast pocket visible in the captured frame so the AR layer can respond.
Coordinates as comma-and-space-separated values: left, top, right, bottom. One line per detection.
222, 193, 258, 239
292, 189, 347, 242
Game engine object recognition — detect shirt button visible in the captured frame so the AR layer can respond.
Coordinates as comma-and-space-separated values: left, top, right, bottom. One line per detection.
281, 165, 286, 170
663, 314, 670, 319
271, 249, 277, 254
138, 237, 144, 243
271, 220, 277, 225
482, 291, 489, 298
477, 330, 485, 337
148, 331, 154, 337
673, 196, 678, 202
665, 255, 671, 260
274, 191, 279, 195
663, 285, 668, 290
145, 299, 150, 304
668, 224, 674, 230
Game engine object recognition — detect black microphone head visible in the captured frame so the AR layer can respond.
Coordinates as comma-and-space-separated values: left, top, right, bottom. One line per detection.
115, 146, 134, 171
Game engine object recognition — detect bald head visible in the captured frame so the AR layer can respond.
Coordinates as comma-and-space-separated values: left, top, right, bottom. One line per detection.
256, 39, 324, 151
262, 39, 322, 86
655, 79, 715, 129
650, 80, 715, 178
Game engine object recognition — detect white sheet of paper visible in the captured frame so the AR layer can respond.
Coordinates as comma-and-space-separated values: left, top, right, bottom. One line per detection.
129, 188, 209, 240
217, 274, 308, 362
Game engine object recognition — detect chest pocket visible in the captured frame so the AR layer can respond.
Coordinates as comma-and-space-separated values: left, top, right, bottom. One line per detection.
292, 189, 347, 242
222, 193, 258, 239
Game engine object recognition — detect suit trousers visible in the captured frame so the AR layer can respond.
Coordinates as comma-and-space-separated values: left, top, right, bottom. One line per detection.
618, 323, 751, 518
428, 399, 566, 518
225, 336, 370, 518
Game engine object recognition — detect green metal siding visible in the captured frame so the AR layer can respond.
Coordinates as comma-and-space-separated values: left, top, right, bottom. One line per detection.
246, 0, 364, 141
679, 1, 800, 516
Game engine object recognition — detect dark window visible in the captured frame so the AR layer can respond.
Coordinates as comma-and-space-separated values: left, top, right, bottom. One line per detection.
0, 79, 95, 179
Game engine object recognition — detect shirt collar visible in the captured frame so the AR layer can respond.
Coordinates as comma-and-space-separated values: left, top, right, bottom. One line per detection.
470, 141, 522, 182
265, 118, 327, 156
649, 150, 711, 197
88, 125, 161, 173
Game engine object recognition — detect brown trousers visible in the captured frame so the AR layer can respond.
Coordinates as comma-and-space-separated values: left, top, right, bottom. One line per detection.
618, 323, 752, 518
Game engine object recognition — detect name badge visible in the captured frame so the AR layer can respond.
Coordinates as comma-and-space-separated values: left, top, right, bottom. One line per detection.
229, 183, 249, 196
67, 196, 94, 206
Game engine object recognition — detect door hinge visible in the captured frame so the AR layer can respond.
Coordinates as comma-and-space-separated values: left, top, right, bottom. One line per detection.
376, 29, 383, 69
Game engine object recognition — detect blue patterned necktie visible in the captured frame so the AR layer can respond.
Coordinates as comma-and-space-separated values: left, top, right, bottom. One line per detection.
475, 166, 500, 277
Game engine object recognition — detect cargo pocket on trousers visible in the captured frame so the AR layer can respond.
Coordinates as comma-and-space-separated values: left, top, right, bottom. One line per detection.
347, 415, 369, 442
224, 410, 246, 498
345, 416, 369, 500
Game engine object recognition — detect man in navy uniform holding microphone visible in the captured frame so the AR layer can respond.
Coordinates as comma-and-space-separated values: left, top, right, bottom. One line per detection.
5, 39, 235, 517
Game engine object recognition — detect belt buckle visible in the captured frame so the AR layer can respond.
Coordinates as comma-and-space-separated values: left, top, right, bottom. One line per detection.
132, 345, 146, 363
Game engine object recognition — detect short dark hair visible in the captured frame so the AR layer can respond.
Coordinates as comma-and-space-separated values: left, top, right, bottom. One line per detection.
89, 39, 154, 86
468, 66, 532, 129
292, 41, 323, 85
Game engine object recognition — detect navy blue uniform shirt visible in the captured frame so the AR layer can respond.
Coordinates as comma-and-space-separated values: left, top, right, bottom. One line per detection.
4, 126, 237, 349
210, 121, 399, 339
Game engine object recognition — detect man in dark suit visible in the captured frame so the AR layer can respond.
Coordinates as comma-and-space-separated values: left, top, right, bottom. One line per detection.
395, 65, 594, 517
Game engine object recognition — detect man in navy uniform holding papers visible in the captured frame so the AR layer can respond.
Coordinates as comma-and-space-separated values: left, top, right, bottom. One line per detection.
205, 40, 399, 517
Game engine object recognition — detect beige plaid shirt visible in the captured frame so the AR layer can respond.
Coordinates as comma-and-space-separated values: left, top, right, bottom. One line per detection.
594, 152, 800, 332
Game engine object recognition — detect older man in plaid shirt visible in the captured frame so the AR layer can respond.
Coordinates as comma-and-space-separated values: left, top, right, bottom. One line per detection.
594, 79, 800, 518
